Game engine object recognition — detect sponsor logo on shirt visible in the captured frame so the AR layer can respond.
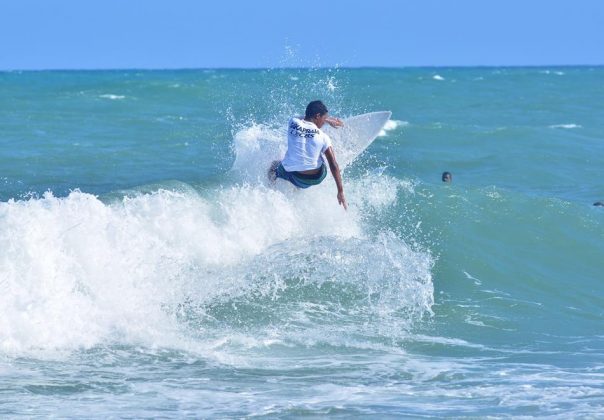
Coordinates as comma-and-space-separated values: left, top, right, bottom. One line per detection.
290, 121, 318, 139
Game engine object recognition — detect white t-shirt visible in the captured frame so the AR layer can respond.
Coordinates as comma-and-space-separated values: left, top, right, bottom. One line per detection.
281, 117, 333, 172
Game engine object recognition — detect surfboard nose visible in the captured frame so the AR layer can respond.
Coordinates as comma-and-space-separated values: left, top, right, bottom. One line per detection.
324, 111, 393, 168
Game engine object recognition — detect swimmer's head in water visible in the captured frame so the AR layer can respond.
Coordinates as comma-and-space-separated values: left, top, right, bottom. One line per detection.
442, 171, 452, 183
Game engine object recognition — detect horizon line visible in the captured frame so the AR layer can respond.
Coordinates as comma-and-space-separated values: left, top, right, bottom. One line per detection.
1, 64, 603, 72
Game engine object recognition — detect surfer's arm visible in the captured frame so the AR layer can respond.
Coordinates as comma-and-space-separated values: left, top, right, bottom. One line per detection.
298, 116, 343, 128
324, 147, 348, 210
325, 117, 344, 128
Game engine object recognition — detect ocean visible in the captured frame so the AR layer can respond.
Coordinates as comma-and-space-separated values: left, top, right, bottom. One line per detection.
1, 67, 603, 417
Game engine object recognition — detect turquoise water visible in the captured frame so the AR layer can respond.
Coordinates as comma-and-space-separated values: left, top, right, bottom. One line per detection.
1, 68, 603, 417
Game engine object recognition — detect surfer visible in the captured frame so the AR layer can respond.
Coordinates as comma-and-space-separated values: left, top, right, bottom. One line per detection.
269, 100, 348, 209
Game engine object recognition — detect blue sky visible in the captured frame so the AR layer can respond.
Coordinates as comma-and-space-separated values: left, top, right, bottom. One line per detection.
1, 0, 603, 69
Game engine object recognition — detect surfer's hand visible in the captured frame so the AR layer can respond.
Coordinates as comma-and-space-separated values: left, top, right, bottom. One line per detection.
326, 117, 344, 128
337, 191, 348, 210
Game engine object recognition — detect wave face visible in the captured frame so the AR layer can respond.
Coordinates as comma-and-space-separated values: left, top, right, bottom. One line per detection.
1, 67, 603, 417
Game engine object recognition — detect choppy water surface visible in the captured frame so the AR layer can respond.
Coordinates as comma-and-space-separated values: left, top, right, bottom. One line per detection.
1, 67, 603, 417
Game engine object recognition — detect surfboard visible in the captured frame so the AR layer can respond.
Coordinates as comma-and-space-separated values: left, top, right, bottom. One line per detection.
323, 111, 392, 169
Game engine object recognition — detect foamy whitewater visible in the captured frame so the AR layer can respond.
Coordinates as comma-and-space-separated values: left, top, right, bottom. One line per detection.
1, 67, 603, 417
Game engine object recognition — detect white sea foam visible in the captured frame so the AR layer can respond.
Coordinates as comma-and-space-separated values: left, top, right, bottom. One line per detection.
433, 74, 445, 81
541, 70, 565, 76
549, 123, 582, 129
378, 119, 409, 137
99, 94, 126, 100
463, 270, 482, 286
0, 188, 337, 354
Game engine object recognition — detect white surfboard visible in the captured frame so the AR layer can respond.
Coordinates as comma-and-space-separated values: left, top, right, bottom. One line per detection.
323, 111, 392, 169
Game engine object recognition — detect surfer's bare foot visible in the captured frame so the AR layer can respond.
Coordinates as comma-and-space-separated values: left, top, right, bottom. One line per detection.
268, 160, 279, 183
